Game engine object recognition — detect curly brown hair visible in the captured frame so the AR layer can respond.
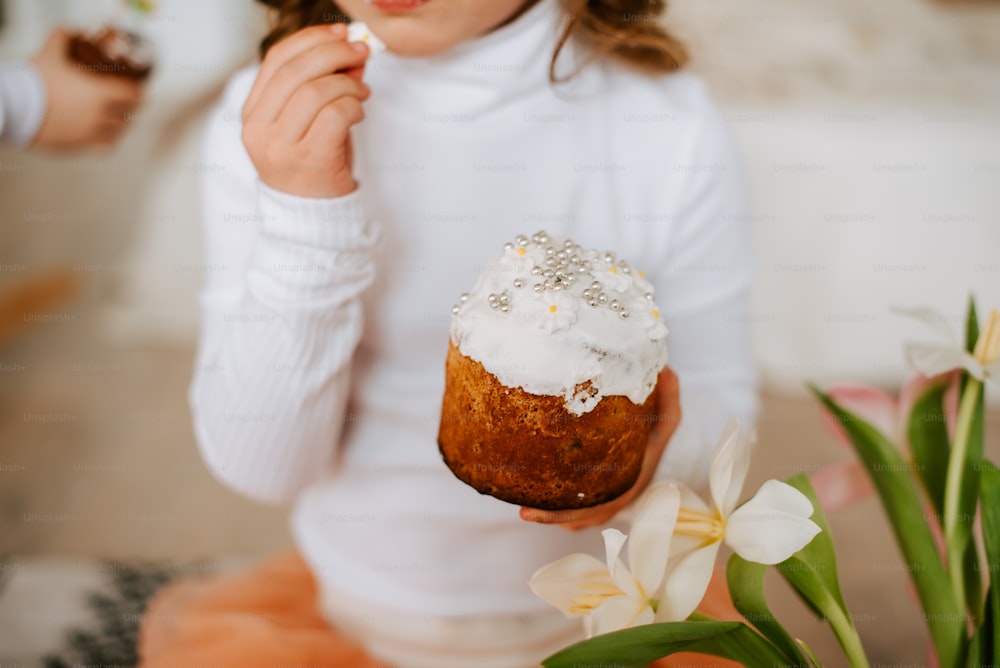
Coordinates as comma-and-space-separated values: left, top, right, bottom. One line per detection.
255, 0, 688, 82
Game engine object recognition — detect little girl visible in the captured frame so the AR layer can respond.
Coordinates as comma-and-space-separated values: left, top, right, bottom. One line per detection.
139, 0, 757, 665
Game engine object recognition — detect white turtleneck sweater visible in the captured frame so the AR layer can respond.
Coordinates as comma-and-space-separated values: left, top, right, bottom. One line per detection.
192, 0, 757, 617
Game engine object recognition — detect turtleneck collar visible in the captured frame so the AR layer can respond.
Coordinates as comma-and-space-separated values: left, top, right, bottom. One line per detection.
364, 0, 568, 117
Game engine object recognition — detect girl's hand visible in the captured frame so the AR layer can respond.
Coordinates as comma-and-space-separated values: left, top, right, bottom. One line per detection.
242, 24, 371, 199
519, 366, 682, 531
30, 29, 144, 150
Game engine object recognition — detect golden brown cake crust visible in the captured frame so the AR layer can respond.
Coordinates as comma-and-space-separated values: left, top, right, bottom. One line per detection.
438, 342, 656, 510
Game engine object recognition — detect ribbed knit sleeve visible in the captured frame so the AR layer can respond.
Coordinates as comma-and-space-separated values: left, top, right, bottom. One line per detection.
190, 67, 379, 504
0, 61, 46, 147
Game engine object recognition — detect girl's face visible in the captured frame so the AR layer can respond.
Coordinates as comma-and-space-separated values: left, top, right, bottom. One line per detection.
338, 0, 541, 57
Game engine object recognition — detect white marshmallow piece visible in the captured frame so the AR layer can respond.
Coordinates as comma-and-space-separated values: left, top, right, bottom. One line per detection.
347, 22, 387, 57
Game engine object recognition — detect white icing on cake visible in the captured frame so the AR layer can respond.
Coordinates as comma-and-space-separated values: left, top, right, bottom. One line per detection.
347, 22, 387, 57
451, 232, 668, 416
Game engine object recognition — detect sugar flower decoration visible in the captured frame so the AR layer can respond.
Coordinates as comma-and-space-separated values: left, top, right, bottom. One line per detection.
591, 260, 633, 293
525, 289, 579, 334
347, 22, 387, 56
629, 297, 668, 340
632, 269, 654, 296
499, 243, 542, 275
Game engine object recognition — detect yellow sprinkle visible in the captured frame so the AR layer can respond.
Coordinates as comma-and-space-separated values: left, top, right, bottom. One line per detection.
517, 248, 526, 256
639, 271, 646, 278
549, 305, 558, 313
652, 310, 660, 318
609, 267, 617, 274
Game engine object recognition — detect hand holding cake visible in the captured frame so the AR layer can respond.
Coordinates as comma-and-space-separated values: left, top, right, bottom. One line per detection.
438, 232, 682, 529
520, 366, 680, 530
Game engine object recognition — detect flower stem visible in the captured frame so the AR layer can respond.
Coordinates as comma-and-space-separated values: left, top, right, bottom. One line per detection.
820, 591, 870, 668
943, 375, 982, 616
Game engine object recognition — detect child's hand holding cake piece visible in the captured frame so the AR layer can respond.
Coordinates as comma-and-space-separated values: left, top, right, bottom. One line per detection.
521, 366, 681, 530
438, 232, 681, 528
241, 24, 375, 198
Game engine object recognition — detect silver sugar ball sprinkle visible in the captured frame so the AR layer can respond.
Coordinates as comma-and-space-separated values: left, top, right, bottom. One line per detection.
504, 242, 514, 251
603, 251, 616, 262
564, 240, 575, 249
459, 293, 469, 302
488, 293, 498, 303
552, 283, 563, 291
598, 293, 608, 304
500, 304, 510, 313
621, 265, 632, 274
515, 235, 529, 246
583, 289, 592, 299
543, 269, 555, 278
513, 279, 524, 288
645, 293, 654, 300
545, 247, 556, 257
620, 310, 629, 319
533, 283, 544, 293
591, 281, 602, 291
531, 266, 542, 276
588, 300, 599, 307
452, 305, 460, 314
545, 257, 557, 267
610, 299, 621, 311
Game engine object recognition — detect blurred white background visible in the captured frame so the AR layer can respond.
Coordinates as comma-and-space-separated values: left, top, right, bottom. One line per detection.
0, 0, 998, 664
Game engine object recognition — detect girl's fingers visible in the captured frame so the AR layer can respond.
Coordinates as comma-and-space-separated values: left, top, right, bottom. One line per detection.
341, 63, 367, 85
299, 96, 366, 146
276, 74, 370, 142
246, 24, 347, 110
253, 40, 369, 124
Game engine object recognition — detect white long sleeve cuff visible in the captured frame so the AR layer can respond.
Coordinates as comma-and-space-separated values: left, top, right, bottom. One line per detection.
0, 61, 46, 147
249, 182, 378, 306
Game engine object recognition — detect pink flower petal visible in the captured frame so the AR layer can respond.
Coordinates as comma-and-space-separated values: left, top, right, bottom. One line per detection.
810, 460, 874, 513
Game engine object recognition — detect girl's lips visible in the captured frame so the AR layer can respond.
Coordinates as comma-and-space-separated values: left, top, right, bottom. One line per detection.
368, 0, 429, 12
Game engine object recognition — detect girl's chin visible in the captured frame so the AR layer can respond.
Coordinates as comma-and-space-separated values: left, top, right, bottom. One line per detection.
371, 27, 461, 58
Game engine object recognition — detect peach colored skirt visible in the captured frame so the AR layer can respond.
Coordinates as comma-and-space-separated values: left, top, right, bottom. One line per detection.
138, 551, 738, 668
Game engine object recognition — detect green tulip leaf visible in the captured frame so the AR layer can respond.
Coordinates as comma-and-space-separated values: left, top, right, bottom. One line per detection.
541, 621, 785, 668
907, 379, 952, 517
797, 638, 824, 668
727, 553, 809, 665
980, 461, 1000, 661
811, 387, 964, 667
965, 295, 980, 356
779, 474, 847, 613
